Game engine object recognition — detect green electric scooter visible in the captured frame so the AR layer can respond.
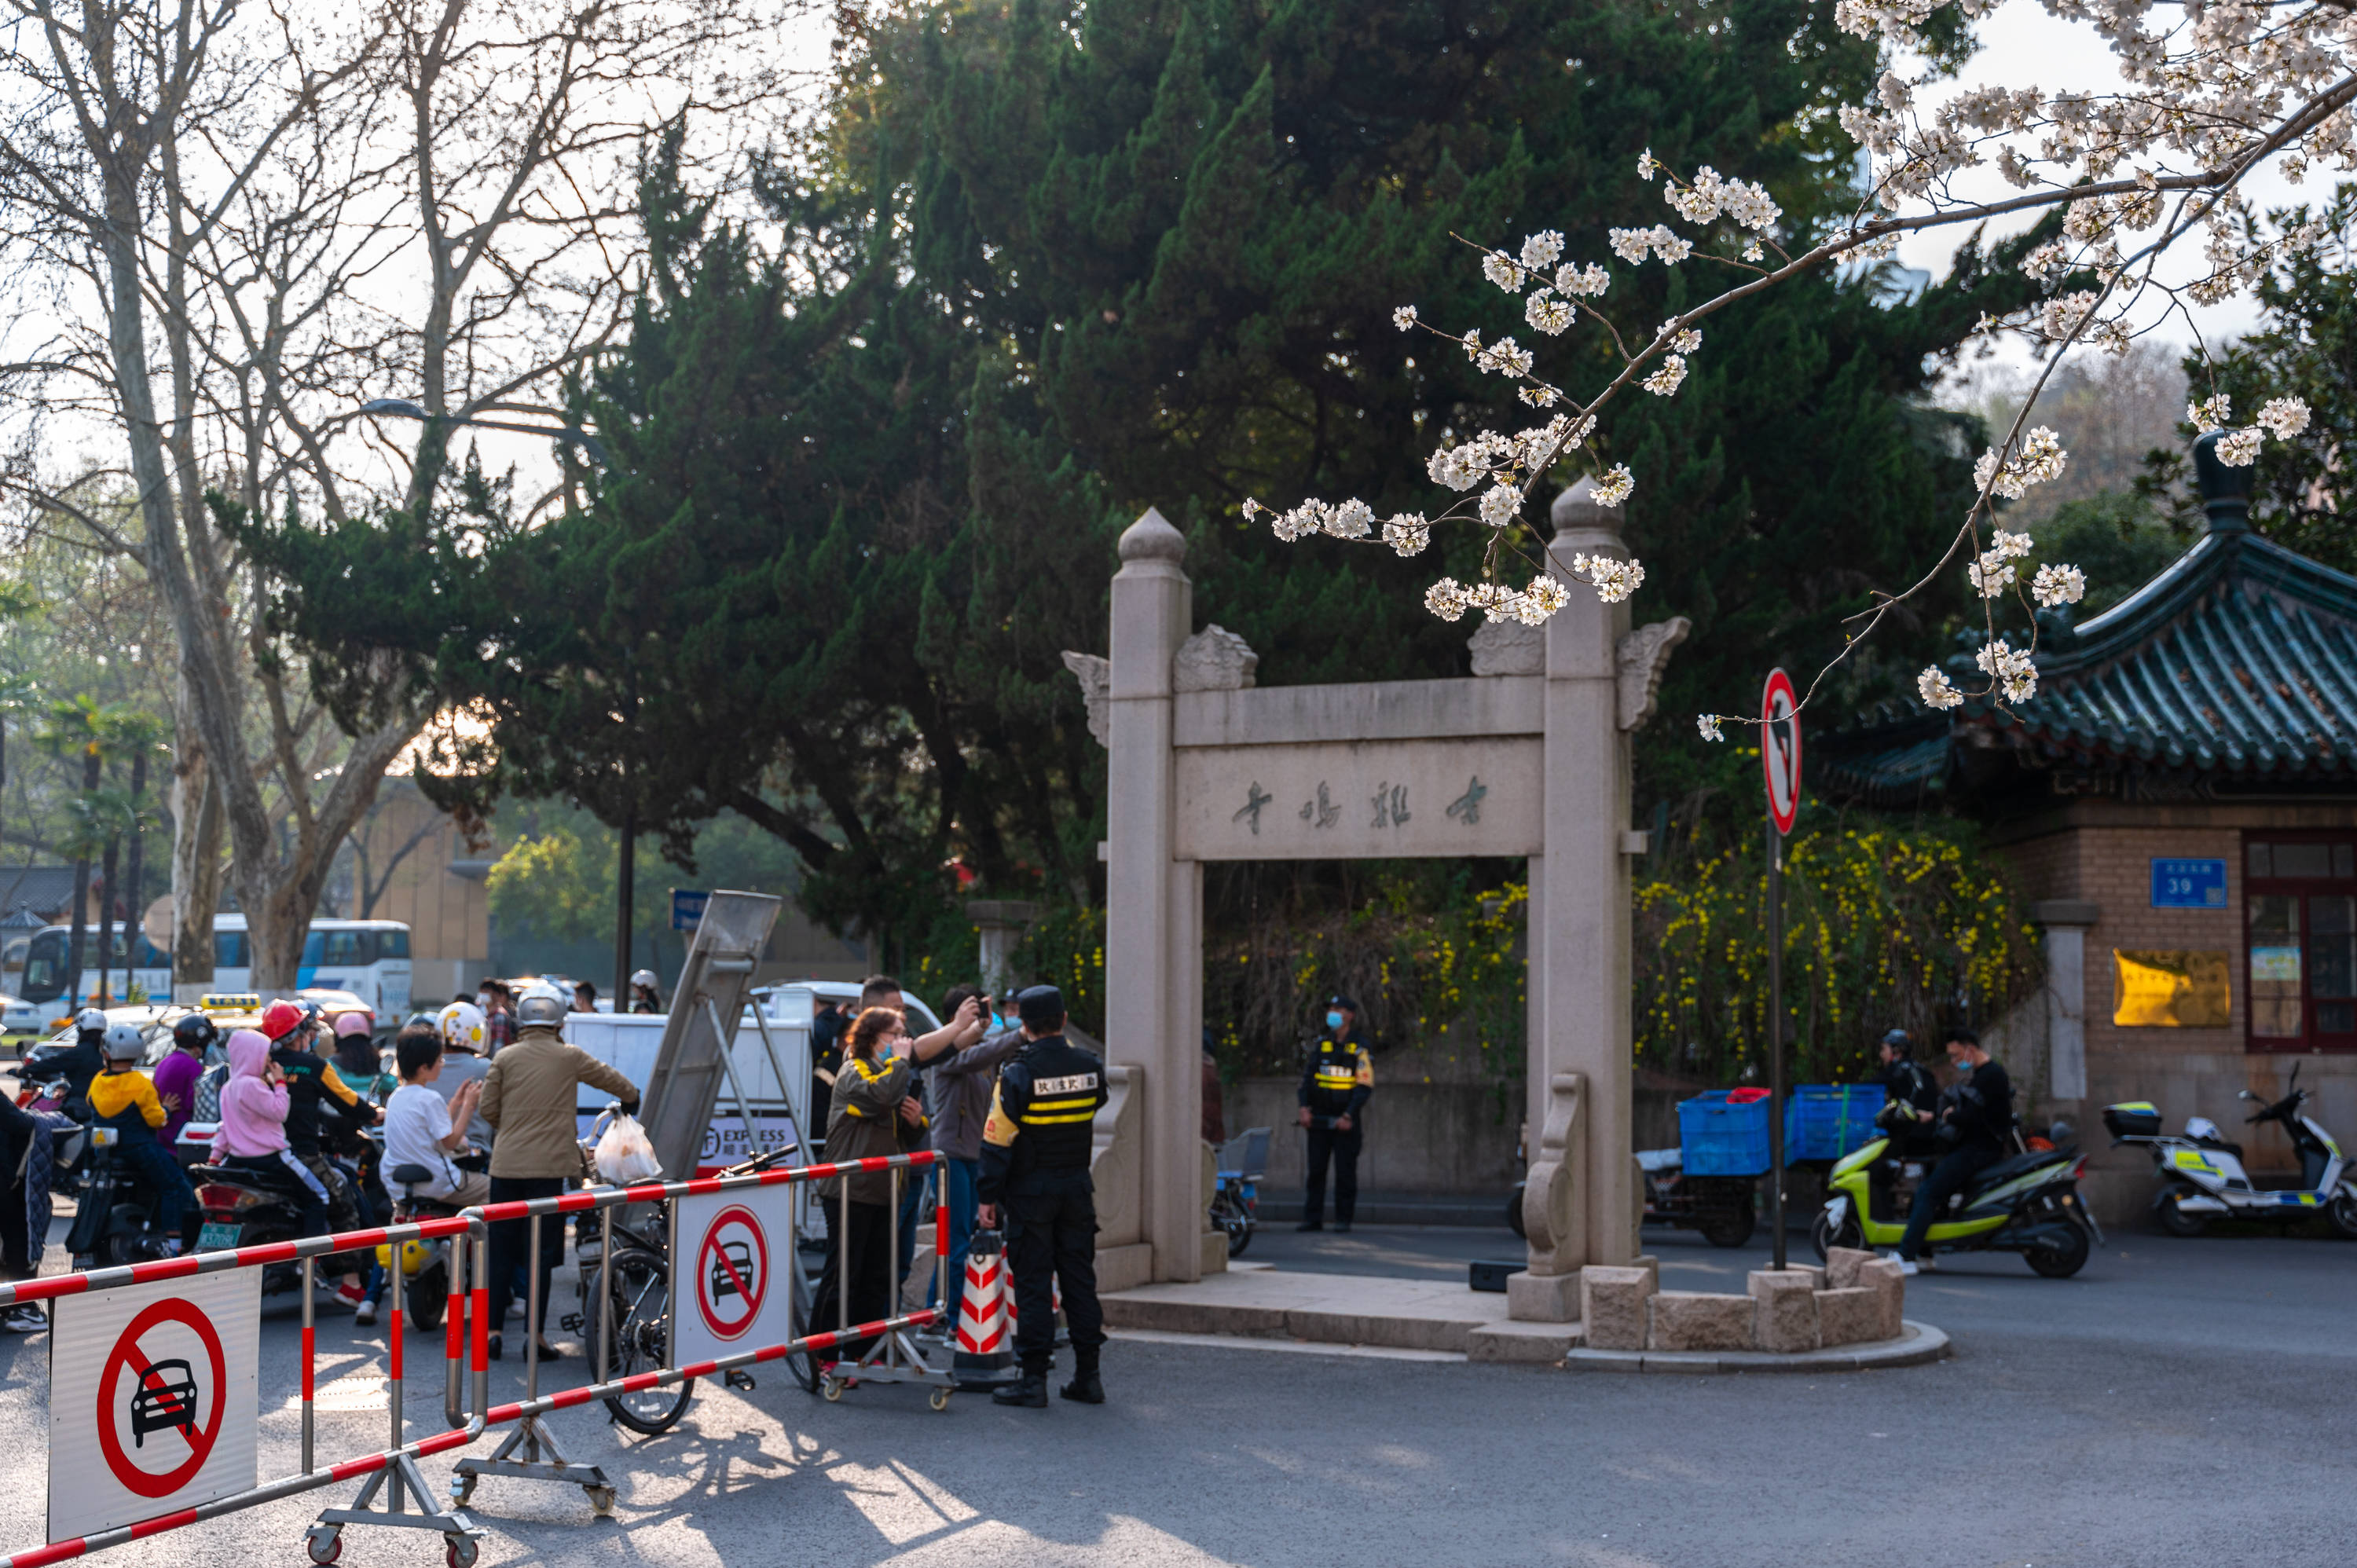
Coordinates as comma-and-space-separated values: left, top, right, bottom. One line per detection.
1811, 1110, 2100, 1278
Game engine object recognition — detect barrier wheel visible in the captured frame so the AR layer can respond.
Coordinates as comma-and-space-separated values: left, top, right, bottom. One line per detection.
306, 1530, 342, 1565
586, 1486, 618, 1516
821, 1375, 844, 1401
450, 1473, 478, 1508
929, 1387, 951, 1412
445, 1534, 480, 1568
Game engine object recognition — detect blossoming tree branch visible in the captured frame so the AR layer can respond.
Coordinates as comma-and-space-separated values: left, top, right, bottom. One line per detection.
1244, 0, 2337, 735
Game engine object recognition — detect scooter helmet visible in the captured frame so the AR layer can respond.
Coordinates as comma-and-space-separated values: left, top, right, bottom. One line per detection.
1879, 1028, 1912, 1057
2185, 1116, 2224, 1143
101, 1021, 146, 1062
332, 1011, 373, 1042
171, 1013, 219, 1053
438, 1001, 487, 1053
513, 980, 569, 1030
259, 998, 307, 1045
629, 969, 658, 991
74, 1007, 107, 1034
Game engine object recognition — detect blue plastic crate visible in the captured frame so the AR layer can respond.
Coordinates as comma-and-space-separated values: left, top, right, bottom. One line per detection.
1783, 1084, 1882, 1163
1677, 1090, 1772, 1177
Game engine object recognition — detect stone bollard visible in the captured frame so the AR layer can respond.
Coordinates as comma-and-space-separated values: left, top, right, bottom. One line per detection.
1648, 1291, 1755, 1352
1824, 1245, 1878, 1290
1857, 1256, 1907, 1340
1747, 1269, 1821, 1354
1579, 1266, 1654, 1351
1815, 1288, 1880, 1346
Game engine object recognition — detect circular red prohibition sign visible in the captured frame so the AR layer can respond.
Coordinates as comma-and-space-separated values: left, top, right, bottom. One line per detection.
1759, 667, 1802, 837
695, 1205, 771, 1341
94, 1297, 229, 1499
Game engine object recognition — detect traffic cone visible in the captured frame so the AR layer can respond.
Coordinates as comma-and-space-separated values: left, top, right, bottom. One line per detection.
999, 1247, 1071, 1350
952, 1230, 1016, 1390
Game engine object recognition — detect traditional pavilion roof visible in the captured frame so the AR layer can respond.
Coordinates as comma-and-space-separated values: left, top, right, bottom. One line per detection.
1813, 433, 2357, 809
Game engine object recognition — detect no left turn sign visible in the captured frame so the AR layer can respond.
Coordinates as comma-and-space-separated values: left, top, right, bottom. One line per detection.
672, 1185, 797, 1367
1761, 668, 1802, 837
49, 1270, 259, 1544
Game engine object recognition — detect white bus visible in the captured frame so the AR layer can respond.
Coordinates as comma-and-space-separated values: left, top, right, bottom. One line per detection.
207, 915, 413, 1014
3, 914, 412, 1026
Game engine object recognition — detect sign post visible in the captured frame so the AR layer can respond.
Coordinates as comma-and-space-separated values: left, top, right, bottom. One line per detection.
1760, 669, 1802, 1272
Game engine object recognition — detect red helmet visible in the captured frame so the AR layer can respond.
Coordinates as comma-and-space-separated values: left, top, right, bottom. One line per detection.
259, 998, 307, 1043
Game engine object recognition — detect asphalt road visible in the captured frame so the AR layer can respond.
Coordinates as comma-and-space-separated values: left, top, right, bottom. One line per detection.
0, 1214, 2348, 1567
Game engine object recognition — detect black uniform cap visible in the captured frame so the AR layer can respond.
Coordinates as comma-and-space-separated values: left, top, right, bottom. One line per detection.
1327, 995, 1359, 1013
1016, 985, 1066, 1028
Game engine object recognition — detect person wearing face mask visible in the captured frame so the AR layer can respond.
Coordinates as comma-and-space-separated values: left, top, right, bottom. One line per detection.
1885, 1028, 2015, 1276
925, 986, 1022, 1301
1296, 995, 1374, 1233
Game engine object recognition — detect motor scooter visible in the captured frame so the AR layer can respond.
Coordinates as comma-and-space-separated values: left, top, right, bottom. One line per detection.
2106, 1062, 2357, 1237
1813, 1105, 2102, 1277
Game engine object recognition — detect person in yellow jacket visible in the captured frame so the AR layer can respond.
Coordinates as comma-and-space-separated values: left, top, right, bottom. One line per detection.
1296, 995, 1373, 1233
89, 1023, 200, 1255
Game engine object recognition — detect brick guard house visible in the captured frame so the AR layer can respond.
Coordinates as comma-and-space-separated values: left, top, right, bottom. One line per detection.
1816, 433, 2357, 1228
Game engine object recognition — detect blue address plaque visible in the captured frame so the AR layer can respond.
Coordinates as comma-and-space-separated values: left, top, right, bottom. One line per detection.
2150, 858, 2228, 909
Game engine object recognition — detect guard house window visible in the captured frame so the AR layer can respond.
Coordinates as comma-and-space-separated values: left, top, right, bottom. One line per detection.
2245, 836, 2357, 1052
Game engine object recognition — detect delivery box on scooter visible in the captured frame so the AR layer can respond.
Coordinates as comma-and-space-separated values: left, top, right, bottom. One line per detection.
2102, 1101, 2163, 1140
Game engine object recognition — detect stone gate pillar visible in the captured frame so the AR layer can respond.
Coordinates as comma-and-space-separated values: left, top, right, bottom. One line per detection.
1103, 507, 1205, 1284
1540, 479, 1638, 1270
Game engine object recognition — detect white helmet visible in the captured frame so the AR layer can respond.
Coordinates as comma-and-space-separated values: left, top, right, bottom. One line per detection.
438, 1000, 487, 1053
75, 1007, 107, 1033
2185, 1116, 2224, 1143
630, 969, 658, 991
101, 1021, 145, 1061
514, 980, 568, 1029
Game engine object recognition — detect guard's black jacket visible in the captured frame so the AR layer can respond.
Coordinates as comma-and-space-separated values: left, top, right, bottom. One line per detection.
1296, 1031, 1373, 1123
977, 1033, 1109, 1203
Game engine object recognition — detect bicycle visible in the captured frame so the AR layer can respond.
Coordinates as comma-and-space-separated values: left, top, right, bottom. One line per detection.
566, 1112, 821, 1435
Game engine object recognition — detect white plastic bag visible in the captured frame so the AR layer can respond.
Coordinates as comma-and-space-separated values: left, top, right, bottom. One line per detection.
593, 1112, 662, 1185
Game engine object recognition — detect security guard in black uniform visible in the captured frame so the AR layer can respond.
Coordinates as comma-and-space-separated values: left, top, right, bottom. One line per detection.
977, 985, 1110, 1408
1296, 995, 1374, 1233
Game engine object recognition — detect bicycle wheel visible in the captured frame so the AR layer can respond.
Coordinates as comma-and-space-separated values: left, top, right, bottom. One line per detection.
585, 1247, 695, 1434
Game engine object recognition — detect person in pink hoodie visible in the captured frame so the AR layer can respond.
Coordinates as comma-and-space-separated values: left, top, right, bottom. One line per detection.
216, 1028, 335, 1243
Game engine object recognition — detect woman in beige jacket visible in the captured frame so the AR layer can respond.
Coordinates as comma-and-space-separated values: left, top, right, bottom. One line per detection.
811, 1006, 922, 1361
481, 984, 640, 1361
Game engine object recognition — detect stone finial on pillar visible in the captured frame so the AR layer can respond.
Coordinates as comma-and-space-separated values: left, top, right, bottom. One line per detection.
1118, 505, 1187, 564
966, 900, 1041, 995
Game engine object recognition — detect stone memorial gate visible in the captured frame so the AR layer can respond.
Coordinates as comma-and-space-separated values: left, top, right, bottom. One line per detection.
1065, 480, 1688, 1321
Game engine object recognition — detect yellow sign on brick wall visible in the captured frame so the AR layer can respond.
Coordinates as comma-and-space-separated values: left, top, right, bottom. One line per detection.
2113, 950, 2233, 1028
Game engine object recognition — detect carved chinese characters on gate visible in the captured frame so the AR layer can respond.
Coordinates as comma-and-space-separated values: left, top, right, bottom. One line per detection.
1229, 776, 1491, 837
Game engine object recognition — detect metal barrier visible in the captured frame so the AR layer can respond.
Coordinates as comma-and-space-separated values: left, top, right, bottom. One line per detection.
0, 1149, 961, 1566
444, 1149, 955, 1518
0, 1214, 489, 1568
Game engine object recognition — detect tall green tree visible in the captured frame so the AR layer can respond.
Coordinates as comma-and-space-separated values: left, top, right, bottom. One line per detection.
857, 0, 2040, 822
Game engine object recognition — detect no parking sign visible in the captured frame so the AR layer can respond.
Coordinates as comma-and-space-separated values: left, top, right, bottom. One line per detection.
49, 1269, 261, 1542
673, 1185, 797, 1365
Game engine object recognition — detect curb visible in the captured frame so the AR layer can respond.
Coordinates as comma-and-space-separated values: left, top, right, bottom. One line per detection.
1562, 1319, 1951, 1374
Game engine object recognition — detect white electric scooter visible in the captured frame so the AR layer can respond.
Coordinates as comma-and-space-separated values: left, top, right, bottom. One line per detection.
2105, 1062, 2357, 1237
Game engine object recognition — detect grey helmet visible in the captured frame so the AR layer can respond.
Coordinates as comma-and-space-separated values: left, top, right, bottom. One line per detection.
630, 969, 658, 991
514, 980, 570, 1029
75, 1007, 108, 1034
101, 1021, 146, 1061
